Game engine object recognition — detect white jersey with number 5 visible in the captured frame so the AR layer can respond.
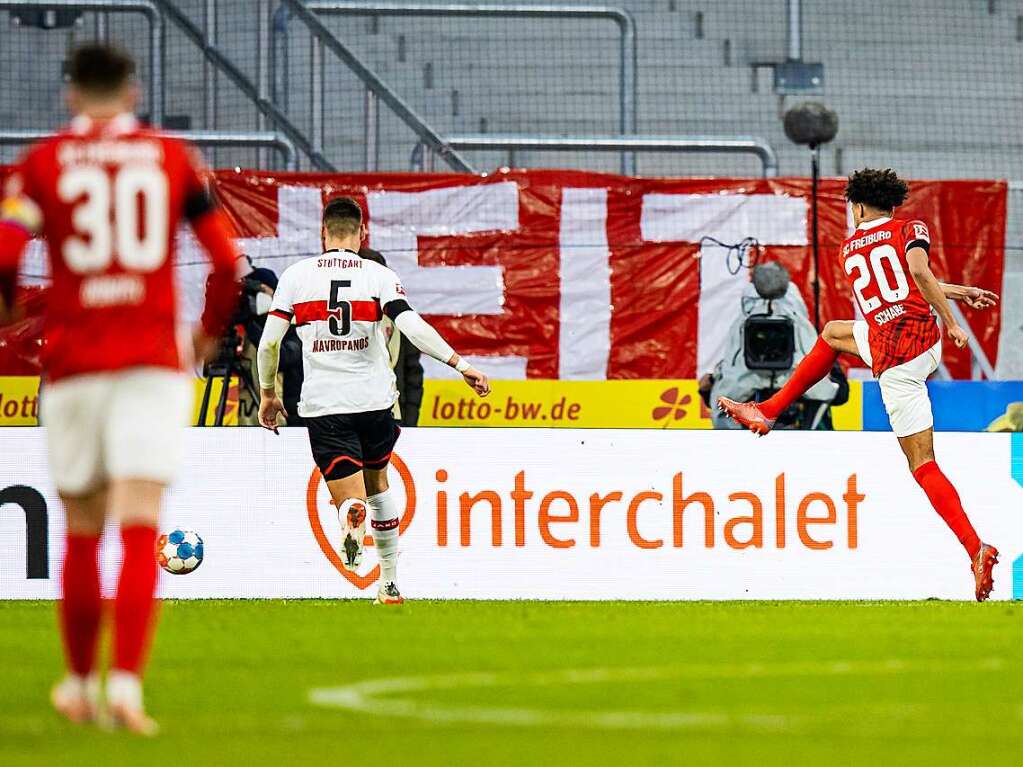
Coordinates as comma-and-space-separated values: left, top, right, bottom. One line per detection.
268, 248, 408, 417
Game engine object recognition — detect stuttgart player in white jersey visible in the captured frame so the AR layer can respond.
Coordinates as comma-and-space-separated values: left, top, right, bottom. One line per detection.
257, 197, 490, 604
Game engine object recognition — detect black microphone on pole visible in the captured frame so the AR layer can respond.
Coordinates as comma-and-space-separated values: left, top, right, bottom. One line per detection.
783, 102, 838, 331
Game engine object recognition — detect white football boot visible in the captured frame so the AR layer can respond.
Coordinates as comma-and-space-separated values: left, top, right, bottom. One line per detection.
374, 581, 405, 605
338, 499, 368, 571
51, 673, 101, 724
105, 670, 159, 736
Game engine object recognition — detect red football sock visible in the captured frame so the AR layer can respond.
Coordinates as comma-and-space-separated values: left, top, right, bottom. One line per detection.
912, 461, 981, 560
760, 337, 838, 420
59, 533, 103, 676
113, 525, 160, 675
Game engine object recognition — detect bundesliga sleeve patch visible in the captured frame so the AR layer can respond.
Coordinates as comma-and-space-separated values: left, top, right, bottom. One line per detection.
905, 220, 931, 254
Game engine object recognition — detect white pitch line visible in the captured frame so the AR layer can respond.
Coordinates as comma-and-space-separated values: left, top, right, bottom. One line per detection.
309, 658, 1005, 732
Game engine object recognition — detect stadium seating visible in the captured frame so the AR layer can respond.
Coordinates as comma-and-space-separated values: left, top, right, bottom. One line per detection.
0, 1, 1021, 179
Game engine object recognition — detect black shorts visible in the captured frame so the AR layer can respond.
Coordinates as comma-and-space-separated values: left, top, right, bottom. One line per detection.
306, 409, 400, 481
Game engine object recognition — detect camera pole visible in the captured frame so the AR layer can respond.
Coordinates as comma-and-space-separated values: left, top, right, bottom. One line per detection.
810, 142, 821, 330
781, 101, 837, 333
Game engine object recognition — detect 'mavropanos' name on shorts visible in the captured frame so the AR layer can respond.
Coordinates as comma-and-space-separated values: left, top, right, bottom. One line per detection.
843, 229, 892, 257
873, 304, 906, 325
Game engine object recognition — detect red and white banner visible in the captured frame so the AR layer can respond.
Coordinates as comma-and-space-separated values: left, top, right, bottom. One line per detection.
5, 169, 1007, 379
210, 170, 1007, 379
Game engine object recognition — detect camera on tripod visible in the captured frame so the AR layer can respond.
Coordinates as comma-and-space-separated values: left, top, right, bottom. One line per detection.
707, 260, 845, 430
197, 273, 266, 426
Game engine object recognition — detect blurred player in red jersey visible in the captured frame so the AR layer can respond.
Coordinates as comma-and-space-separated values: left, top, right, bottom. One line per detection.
0, 45, 240, 733
719, 168, 1000, 601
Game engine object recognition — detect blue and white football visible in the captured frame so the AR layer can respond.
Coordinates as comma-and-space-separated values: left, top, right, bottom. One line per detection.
156, 529, 204, 575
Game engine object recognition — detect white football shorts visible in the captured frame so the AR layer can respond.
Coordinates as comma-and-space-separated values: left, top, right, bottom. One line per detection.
853, 320, 941, 438
40, 367, 193, 495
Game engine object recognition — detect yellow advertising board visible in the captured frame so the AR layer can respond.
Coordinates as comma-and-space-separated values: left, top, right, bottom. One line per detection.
0, 376, 234, 427
420, 379, 863, 430
0, 375, 861, 430
0, 376, 40, 425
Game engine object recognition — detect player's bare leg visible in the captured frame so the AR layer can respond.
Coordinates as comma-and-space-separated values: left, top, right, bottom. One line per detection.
326, 471, 369, 571
899, 429, 998, 601
365, 467, 403, 605
103, 479, 164, 736
719, 320, 859, 434
52, 489, 106, 725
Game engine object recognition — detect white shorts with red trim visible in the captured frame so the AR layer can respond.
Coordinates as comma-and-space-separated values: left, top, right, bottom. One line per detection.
853, 320, 941, 438
40, 367, 192, 495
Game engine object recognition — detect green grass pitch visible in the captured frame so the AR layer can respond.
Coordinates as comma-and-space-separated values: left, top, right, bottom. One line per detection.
1, 600, 1021, 766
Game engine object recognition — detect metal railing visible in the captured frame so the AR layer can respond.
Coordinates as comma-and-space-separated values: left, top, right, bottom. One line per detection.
0, 129, 299, 170
0, 0, 164, 126
433, 134, 780, 177
299, 1, 638, 174
275, 0, 475, 172
152, 0, 334, 170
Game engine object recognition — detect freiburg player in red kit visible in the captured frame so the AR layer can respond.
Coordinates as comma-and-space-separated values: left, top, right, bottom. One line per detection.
0, 45, 240, 732
718, 168, 1000, 601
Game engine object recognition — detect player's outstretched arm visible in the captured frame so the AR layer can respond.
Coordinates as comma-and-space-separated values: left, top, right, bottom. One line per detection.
192, 210, 242, 363
907, 249, 968, 348
0, 174, 42, 326
0, 222, 30, 326
392, 309, 491, 397
938, 282, 999, 310
255, 314, 290, 433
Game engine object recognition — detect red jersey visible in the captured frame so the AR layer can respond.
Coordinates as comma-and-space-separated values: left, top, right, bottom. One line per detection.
0, 114, 239, 382
840, 216, 941, 375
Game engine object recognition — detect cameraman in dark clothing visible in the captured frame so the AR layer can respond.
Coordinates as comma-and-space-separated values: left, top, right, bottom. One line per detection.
394, 334, 425, 426
359, 248, 425, 426
240, 262, 305, 426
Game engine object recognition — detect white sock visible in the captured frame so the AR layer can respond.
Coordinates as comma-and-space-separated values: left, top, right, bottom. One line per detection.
56, 673, 100, 707
107, 669, 143, 709
58, 673, 89, 696
367, 488, 400, 586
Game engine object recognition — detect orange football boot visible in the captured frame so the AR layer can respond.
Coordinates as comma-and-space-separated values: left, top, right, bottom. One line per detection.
717, 397, 776, 436
971, 543, 999, 602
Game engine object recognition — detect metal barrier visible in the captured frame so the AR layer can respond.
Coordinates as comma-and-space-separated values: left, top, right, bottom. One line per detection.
0, 129, 299, 171
0, 0, 163, 126
152, 0, 334, 171
436, 134, 780, 177
300, 1, 638, 174
275, 0, 475, 172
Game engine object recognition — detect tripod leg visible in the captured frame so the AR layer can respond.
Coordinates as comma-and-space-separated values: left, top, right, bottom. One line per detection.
197, 375, 215, 426
237, 365, 267, 427
214, 365, 232, 427
239, 366, 260, 404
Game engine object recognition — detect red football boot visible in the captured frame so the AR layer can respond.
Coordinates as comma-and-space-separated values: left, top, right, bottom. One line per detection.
971, 543, 999, 602
717, 397, 776, 436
